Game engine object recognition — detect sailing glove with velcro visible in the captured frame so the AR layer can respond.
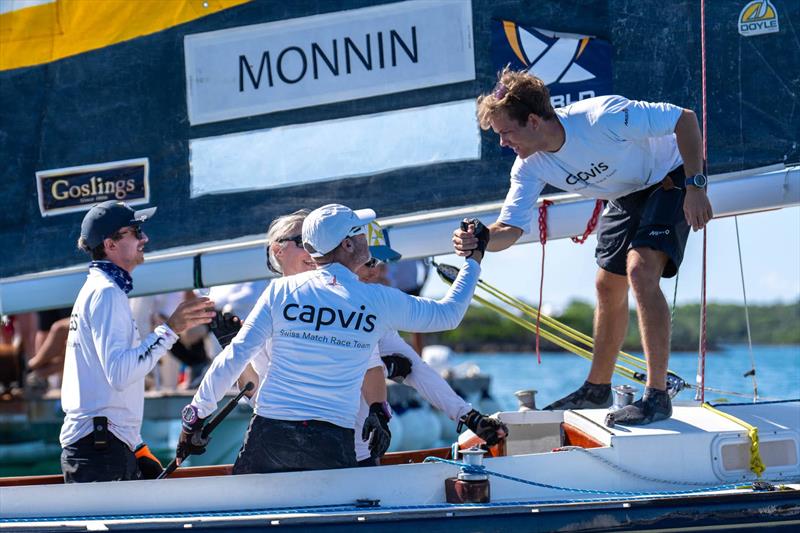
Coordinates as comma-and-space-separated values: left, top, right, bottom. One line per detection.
381, 354, 412, 382
460, 218, 491, 257
177, 404, 210, 460
134, 442, 163, 479
362, 402, 392, 459
209, 311, 241, 348
458, 409, 508, 446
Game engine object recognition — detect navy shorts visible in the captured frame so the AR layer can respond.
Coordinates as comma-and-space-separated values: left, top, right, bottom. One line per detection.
232, 415, 356, 475
595, 166, 689, 279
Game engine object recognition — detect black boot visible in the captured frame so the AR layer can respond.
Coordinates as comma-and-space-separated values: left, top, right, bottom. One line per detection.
605, 387, 672, 427
543, 381, 612, 410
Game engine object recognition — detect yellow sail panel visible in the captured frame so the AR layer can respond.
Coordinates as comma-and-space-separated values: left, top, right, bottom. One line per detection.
0, 0, 251, 71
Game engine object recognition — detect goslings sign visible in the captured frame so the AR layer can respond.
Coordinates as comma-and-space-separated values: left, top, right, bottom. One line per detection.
36, 158, 150, 217
184, 0, 475, 125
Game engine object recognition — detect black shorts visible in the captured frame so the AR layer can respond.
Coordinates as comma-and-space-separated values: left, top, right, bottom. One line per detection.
232, 415, 356, 475
595, 166, 690, 278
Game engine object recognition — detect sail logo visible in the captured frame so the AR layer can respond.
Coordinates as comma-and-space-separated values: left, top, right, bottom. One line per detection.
738, 1, 780, 37
491, 21, 613, 109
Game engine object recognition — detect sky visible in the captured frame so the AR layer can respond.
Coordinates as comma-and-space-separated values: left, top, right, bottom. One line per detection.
422, 206, 800, 313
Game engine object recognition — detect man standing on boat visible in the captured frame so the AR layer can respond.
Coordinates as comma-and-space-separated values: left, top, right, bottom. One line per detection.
178, 204, 488, 474
453, 68, 713, 425
59, 201, 216, 483
232, 210, 507, 470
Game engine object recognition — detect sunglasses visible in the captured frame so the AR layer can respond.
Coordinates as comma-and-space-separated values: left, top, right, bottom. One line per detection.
277, 235, 303, 247
364, 257, 382, 269
118, 226, 144, 240
347, 225, 366, 238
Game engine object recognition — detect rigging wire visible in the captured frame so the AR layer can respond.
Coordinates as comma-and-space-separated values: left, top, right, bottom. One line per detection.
695, 0, 709, 403
735, 216, 759, 401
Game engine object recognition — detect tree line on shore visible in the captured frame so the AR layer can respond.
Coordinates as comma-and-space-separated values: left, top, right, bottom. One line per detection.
420, 299, 800, 353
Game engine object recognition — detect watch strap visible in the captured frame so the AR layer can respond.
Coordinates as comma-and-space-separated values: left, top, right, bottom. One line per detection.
685, 174, 707, 188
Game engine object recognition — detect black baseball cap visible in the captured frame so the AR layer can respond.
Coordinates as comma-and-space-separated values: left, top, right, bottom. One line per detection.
80, 200, 157, 248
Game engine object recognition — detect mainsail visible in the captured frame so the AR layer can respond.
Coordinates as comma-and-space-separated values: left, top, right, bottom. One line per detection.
0, 0, 798, 313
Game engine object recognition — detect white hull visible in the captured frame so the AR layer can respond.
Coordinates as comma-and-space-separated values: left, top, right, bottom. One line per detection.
2, 402, 799, 525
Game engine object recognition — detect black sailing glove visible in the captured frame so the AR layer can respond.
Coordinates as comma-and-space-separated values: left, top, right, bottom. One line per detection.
362, 402, 392, 459
460, 218, 491, 258
134, 443, 163, 480
177, 405, 210, 460
209, 311, 242, 348
457, 409, 508, 446
381, 354, 412, 382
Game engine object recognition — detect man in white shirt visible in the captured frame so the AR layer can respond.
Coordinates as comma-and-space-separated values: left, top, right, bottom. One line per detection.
234, 211, 506, 469
60, 200, 216, 482
453, 68, 713, 426
178, 204, 487, 474
233, 209, 390, 470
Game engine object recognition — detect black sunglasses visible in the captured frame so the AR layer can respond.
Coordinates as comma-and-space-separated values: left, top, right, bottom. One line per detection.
364, 257, 382, 269
277, 235, 303, 247
119, 226, 144, 240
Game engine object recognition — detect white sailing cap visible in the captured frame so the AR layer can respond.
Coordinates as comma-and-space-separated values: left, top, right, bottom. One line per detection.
302, 204, 376, 258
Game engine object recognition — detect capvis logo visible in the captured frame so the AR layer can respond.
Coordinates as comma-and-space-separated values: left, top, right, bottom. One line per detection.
738, 1, 780, 37
565, 162, 609, 185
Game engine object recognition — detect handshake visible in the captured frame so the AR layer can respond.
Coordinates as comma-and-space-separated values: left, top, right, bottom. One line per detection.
452, 218, 491, 262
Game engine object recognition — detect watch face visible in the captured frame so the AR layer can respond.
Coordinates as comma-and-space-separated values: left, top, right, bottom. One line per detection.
689, 174, 707, 187
181, 405, 198, 425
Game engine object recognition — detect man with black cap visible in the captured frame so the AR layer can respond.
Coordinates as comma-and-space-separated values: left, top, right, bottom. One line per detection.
178, 204, 490, 475
59, 200, 216, 483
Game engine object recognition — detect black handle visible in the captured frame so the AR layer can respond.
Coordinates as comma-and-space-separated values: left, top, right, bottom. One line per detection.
157, 382, 255, 480
202, 381, 254, 438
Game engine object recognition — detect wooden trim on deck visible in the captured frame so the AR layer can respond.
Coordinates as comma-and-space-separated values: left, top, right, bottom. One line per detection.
0, 447, 456, 487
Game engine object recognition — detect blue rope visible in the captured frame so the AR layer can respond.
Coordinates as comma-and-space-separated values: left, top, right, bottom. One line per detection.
423, 457, 745, 497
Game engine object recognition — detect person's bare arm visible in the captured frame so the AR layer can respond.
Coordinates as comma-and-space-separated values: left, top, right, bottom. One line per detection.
361, 366, 387, 405
674, 109, 713, 231
237, 363, 260, 398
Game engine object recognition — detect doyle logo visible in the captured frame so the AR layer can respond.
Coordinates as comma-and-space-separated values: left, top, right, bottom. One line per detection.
565, 162, 609, 185
283, 303, 376, 332
36, 158, 150, 218
738, 1, 780, 37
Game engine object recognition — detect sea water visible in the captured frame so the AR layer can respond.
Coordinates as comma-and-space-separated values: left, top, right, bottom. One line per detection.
459, 344, 800, 411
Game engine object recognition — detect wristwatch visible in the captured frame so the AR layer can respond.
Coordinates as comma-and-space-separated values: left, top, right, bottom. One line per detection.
181, 404, 200, 429
685, 173, 707, 189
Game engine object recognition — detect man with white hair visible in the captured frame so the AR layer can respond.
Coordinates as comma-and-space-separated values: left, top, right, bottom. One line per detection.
178, 204, 488, 474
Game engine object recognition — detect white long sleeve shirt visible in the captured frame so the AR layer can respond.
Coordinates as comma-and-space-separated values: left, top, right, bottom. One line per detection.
498, 95, 684, 233
353, 330, 472, 461
192, 259, 480, 429
60, 268, 178, 449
